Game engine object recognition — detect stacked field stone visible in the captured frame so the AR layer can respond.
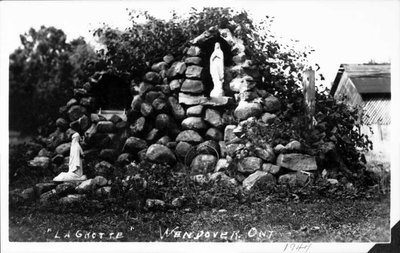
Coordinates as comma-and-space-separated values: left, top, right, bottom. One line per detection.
220, 120, 318, 192
24, 25, 324, 205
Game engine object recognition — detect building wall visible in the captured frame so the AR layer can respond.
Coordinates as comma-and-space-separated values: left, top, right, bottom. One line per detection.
334, 72, 390, 169
361, 124, 390, 168
334, 73, 363, 107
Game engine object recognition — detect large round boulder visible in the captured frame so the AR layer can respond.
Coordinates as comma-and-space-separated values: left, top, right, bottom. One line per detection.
155, 114, 173, 129
35, 182, 57, 196
55, 183, 77, 197
55, 143, 71, 156
234, 101, 262, 121
242, 171, 276, 191
175, 141, 193, 160
254, 145, 275, 162
278, 172, 310, 187
169, 79, 182, 91
186, 46, 201, 57
186, 105, 204, 116
38, 148, 53, 158
175, 130, 203, 143
99, 149, 118, 163
80, 97, 96, 108
237, 157, 263, 174
116, 153, 133, 166
181, 117, 207, 130
260, 112, 277, 124
168, 96, 186, 120
123, 137, 148, 152
144, 71, 162, 84
46, 129, 68, 150
276, 153, 317, 171
131, 95, 144, 111
146, 128, 161, 142
263, 96, 281, 112
204, 109, 223, 128
68, 105, 87, 122
205, 128, 223, 141
151, 61, 169, 72
28, 156, 51, 170
96, 121, 115, 133
66, 98, 78, 108
223, 125, 237, 143
167, 62, 186, 79
185, 57, 202, 65
141, 102, 154, 117
185, 65, 203, 79
56, 118, 69, 131
196, 140, 220, 156
181, 79, 204, 94
94, 161, 115, 178
229, 76, 256, 93
130, 117, 146, 135
152, 97, 168, 112
190, 154, 217, 174
146, 144, 176, 164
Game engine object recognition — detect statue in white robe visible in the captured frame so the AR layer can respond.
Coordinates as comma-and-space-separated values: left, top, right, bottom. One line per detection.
209, 42, 224, 98
53, 133, 87, 182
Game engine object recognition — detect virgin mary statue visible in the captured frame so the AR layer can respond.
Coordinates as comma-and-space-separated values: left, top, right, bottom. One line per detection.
53, 132, 87, 182
209, 42, 224, 98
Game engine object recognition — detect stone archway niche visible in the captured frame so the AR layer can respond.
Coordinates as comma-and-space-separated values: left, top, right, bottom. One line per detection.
198, 35, 233, 97
178, 27, 248, 106
93, 73, 132, 121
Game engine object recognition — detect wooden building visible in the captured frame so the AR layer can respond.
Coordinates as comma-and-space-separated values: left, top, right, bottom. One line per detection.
330, 64, 391, 165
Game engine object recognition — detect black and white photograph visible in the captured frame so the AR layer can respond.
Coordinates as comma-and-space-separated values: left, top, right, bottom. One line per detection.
1, 0, 399, 252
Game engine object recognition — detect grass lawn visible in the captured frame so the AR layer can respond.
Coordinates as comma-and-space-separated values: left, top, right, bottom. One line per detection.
9, 193, 390, 242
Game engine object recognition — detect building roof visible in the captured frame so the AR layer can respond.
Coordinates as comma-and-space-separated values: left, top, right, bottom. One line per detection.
362, 98, 391, 125
331, 64, 391, 125
331, 64, 391, 95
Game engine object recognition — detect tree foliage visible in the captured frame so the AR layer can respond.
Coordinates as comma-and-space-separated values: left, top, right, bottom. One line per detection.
9, 26, 97, 134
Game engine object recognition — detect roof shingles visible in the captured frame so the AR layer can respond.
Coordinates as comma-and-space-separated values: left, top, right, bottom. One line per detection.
331, 64, 391, 125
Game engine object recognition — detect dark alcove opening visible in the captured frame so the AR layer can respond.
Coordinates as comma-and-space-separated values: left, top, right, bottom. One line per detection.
93, 74, 132, 111
199, 36, 233, 97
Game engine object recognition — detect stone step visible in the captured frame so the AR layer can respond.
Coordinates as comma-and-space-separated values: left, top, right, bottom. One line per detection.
179, 93, 232, 106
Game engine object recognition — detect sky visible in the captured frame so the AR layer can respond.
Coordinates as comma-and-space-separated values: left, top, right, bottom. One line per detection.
1, 0, 399, 86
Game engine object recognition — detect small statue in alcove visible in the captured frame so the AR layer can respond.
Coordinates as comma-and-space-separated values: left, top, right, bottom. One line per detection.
209, 42, 224, 98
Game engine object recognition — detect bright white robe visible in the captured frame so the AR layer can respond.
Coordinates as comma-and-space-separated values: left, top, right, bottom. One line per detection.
68, 133, 83, 176
210, 43, 224, 97
53, 133, 86, 182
